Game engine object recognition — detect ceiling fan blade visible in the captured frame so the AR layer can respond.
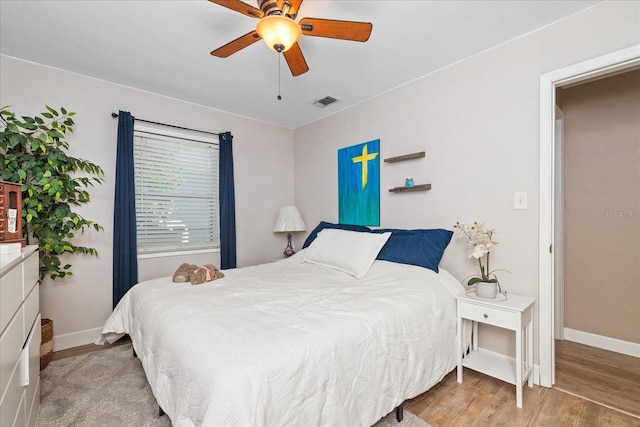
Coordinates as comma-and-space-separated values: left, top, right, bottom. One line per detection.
208, 0, 263, 18
277, 0, 303, 19
283, 43, 309, 77
211, 30, 262, 58
299, 18, 372, 42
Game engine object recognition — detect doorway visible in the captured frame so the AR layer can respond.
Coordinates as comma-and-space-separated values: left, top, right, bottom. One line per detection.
552, 70, 640, 417
556, 70, 640, 353
538, 44, 640, 388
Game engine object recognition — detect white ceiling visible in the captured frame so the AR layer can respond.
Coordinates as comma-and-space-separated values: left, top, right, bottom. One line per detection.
1, 1, 600, 129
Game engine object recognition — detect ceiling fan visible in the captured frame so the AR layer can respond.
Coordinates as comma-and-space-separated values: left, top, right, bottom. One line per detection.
209, 0, 373, 77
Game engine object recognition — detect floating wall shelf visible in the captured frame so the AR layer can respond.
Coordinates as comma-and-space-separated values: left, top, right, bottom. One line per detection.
389, 184, 432, 193
383, 151, 425, 163
384, 151, 431, 193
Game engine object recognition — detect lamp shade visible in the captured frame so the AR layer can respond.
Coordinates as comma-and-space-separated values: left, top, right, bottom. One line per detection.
256, 15, 301, 53
273, 206, 306, 232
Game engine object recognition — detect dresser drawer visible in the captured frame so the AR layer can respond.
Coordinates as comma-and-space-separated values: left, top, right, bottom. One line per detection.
0, 351, 26, 427
0, 306, 25, 398
22, 253, 39, 299
26, 379, 39, 427
1, 265, 22, 334
23, 285, 39, 341
25, 315, 40, 427
459, 302, 518, 330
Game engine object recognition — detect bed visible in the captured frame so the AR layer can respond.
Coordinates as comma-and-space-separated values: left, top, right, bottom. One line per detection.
99, 225, 464, 427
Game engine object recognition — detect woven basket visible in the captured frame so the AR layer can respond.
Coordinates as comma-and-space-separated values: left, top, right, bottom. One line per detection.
40, 318, 53, 370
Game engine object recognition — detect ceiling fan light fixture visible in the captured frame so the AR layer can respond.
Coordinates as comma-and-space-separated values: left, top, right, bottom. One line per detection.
256, 15, 301, 53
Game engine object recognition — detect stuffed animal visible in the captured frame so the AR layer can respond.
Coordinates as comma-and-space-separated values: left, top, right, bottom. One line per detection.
172, 263, 225, 285
172, 263, 198, 283
190, 264, 225, 285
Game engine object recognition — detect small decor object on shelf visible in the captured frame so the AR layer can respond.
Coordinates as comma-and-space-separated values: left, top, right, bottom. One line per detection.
0, 180, 25, 245
453, 221, 502, 299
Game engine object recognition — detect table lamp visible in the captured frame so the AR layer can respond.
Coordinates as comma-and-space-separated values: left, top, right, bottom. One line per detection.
273, 206, 306, 257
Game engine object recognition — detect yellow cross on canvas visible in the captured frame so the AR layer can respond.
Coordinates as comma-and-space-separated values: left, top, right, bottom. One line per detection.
338, 139, 380, 226
352, 144, 379, 190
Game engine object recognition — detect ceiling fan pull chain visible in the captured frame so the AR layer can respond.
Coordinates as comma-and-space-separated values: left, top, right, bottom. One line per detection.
277, 53, 282, 100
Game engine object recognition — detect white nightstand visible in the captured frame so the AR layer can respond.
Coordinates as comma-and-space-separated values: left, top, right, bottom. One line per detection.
456, 292, 535, 408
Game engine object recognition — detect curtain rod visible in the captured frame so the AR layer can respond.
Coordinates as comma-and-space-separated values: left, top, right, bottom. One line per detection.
111, 112, 219, 136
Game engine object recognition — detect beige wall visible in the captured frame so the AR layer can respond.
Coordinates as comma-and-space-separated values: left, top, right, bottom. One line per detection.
294, 1, 640, 358
561, 69, 640, 344
0, 55, 296, 350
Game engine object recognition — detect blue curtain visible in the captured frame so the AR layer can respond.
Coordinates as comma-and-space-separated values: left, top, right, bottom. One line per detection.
219, 131, 237, 269
113, 111, 138, 308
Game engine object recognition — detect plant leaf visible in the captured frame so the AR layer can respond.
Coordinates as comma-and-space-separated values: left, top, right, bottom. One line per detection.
467, 277, 482, 286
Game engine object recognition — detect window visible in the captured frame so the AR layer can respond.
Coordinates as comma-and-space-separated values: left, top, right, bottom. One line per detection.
134, 128, 219, 255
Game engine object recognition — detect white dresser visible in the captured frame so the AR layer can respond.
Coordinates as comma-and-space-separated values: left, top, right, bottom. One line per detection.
1, 245, 40, 427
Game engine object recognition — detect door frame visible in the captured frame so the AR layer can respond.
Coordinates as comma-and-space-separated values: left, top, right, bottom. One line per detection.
538, 44, 640, 388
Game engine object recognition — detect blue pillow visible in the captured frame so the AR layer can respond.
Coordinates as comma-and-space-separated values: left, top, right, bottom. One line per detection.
370, 228, 453, 272
302, 221, 371, 249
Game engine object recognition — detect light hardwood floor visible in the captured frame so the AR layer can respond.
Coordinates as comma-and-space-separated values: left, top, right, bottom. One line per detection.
406, 340, 640, 427
554, 339, 639, 418
53, 338, 639, 426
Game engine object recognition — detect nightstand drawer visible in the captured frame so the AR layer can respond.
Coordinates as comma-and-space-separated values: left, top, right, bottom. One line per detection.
459, 302, 517, 330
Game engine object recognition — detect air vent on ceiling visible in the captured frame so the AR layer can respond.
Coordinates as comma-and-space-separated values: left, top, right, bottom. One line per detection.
311, 96, 339, 108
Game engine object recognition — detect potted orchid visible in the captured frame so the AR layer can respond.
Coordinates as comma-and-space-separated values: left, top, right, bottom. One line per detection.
453, 221, 502, 298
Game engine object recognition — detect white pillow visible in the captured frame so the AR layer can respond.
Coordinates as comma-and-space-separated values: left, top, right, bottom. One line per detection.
303, 229, 391, 278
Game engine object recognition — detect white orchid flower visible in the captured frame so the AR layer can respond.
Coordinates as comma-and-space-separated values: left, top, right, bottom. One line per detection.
455, 221, 502, 288
471, 244, 487, 259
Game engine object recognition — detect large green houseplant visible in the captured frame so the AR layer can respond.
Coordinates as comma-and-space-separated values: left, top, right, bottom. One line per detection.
0, 106, 104, 281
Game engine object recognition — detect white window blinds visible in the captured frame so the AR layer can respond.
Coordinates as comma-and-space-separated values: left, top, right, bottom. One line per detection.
134, 130, 219, 254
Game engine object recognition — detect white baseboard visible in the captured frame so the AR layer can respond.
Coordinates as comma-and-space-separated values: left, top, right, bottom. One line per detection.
53, 326, 104, 352
563, 328, 640, 358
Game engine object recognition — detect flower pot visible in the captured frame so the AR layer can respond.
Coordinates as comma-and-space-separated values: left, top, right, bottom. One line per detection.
476, 281, 497, 299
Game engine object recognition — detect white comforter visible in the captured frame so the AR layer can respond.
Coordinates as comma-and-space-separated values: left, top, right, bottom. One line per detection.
99, 252, 464, 427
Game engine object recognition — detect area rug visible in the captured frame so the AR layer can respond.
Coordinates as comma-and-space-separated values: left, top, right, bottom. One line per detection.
37, 343, 431, 427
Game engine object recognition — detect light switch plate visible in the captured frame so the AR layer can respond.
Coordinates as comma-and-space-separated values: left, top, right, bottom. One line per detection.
514, 192, 528, 210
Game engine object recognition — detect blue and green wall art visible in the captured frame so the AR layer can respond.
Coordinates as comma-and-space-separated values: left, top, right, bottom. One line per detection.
338, 139, 380, 226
